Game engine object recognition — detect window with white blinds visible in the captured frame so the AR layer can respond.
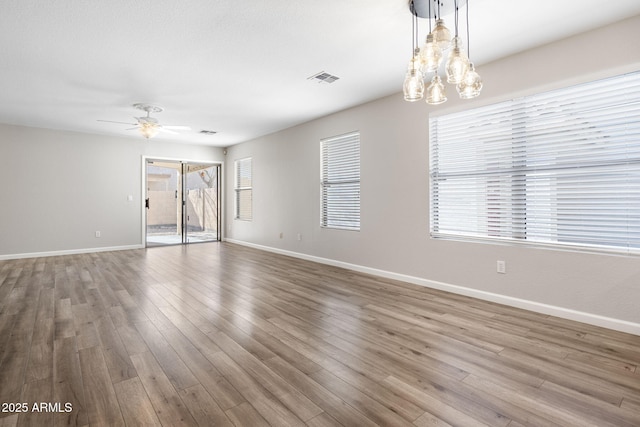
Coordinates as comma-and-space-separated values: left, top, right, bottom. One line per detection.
430, 71, 640, 254
234, 157, 252, 220
321, 131, 360, 230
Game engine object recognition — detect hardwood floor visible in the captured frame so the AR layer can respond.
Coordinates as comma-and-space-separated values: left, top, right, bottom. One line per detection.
0, 242, 639, 426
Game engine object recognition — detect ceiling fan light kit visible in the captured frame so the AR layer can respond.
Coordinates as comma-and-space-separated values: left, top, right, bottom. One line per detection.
139, 122, 159, 139
403, 0, 483, 105
134, 104, 163, 139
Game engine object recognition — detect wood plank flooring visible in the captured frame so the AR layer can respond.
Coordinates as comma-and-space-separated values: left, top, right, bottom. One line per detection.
0, 242, 639, 426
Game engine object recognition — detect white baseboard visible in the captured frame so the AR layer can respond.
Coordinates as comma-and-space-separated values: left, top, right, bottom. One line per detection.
0, 244, 145, 261
225, 238, 640, 336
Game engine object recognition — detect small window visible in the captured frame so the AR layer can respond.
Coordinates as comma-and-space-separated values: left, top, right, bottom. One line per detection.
234, 157, 252, 220
429, 71, 640, 254
321, 131, 360, 230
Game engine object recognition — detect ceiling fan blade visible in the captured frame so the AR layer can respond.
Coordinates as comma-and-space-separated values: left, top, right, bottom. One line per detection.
157, 128, 178, 134
97, 119, 138, 125
163, 125, 191, 130
125, 127, 139, 131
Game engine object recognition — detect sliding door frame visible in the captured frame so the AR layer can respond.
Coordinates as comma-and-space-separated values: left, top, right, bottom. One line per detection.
141, 156, 223, 247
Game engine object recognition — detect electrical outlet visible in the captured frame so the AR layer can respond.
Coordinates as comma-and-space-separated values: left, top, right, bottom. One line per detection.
497, 260, 506, 274
297, 233, 302, 241
279, 232, 283, 239
95, 231, 101, 238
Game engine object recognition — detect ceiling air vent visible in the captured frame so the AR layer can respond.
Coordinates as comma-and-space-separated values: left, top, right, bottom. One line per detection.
199, 130, 217, 135
307, 71, 340, 84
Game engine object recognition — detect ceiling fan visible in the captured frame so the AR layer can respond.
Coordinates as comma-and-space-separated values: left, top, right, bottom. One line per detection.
98, 103, 191, 139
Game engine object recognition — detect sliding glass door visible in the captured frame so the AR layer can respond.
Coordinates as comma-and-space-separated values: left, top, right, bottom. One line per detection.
184, 163, 221, 243
146, 160, 182, 246
145, 160, 221, 247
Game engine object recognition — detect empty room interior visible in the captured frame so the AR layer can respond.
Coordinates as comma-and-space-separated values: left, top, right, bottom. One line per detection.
1, 0, 640, 426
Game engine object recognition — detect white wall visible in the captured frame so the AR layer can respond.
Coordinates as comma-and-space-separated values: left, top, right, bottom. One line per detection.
225, 15, 640, 333
0, 124, 224, 258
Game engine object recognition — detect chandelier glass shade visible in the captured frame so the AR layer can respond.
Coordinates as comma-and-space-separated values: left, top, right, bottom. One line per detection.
431, 19, 452, 50
457, 62, 483, 99
445, 36, 469, 84
420, 33, 442, 72
426, 73, 447, 105
403, 67, 425, 102
403, 0, 482, 105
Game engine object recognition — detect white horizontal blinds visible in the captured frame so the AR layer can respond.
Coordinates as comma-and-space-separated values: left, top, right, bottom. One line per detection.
235, 157, 252, 220
321, 131, 360, 230
430, 71, 640, 253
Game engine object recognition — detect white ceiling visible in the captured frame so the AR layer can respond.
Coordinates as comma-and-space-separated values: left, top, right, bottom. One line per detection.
1, 0, 639, 147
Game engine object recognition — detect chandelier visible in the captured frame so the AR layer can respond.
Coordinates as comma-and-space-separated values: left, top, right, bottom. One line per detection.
403, 0, 482, 105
